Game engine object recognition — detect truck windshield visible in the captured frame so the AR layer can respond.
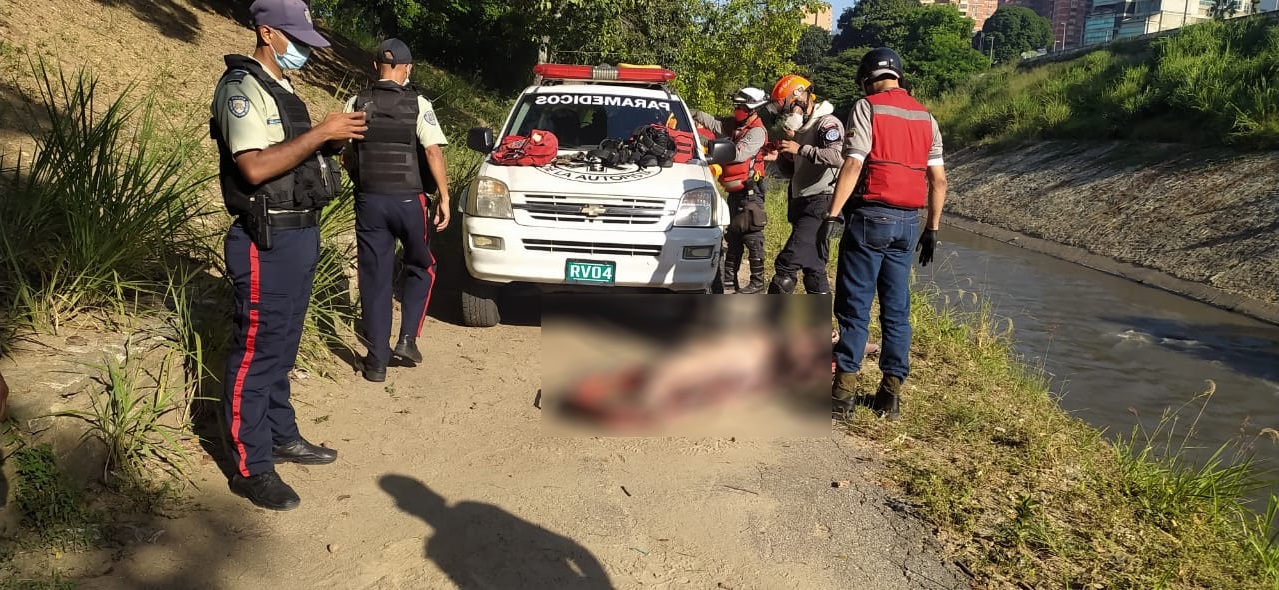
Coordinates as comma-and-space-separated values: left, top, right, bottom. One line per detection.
505, 92, 695, 150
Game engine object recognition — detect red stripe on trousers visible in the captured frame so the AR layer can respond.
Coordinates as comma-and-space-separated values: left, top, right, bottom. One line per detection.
230, 244, 261, 478
417, 193, 437, 337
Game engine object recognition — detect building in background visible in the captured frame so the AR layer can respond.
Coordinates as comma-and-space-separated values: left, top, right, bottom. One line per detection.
1078, 0, 1265, 47
1001, 0, 1056, 19
1049, 0, 1091, 50
803, 2, 834, 31
932, 0, 1001, 30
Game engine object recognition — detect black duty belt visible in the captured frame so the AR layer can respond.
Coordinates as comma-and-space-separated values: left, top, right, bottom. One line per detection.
268, 210, 321, 228
848, 198, 919, 212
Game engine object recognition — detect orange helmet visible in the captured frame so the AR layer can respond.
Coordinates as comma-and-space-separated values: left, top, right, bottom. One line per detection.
770, 74, 812, 106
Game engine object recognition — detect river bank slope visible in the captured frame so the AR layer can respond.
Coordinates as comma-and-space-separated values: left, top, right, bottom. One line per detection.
943, 140, 1279, 323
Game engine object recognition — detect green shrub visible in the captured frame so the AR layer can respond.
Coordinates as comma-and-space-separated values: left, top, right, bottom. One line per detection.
931, 17, 1279, 149
0, 59, 214, 333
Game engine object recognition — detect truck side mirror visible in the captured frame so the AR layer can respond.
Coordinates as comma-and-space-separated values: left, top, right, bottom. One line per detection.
706, 139, 736, 166
467, 127, 496, 153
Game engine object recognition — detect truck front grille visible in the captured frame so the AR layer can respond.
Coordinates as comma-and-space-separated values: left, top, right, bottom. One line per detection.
522, 239, 663, 258
520, 194, 667, 225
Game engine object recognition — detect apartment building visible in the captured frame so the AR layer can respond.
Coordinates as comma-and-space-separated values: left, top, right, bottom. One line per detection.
803, 2, 834, 31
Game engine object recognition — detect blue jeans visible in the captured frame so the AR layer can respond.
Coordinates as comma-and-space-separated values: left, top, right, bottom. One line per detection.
833, 205, 920, 381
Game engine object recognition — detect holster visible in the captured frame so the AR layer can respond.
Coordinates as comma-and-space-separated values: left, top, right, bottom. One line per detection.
242, 195, 274, 251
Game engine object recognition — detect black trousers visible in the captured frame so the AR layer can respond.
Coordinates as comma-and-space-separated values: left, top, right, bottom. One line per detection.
356, 192, 438, 366
774, 193, 833, 293
223, 223, 319, 478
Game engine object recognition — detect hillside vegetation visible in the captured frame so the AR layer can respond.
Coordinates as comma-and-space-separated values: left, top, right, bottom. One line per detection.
931, 17, 1279, 149
3, 2, 1279, 589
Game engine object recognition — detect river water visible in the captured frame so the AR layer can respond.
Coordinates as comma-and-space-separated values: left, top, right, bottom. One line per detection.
917, 226, 1279, 497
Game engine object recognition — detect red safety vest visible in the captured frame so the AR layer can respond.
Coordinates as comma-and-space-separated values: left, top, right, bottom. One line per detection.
718, 116, 766, 192
860, 89, 934, 209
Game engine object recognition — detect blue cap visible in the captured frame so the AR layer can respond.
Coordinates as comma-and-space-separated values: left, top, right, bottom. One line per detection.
250, 0, 330, 48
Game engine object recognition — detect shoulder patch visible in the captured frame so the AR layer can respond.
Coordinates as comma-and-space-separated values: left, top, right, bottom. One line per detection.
228, 95, 251, 118
423, 109, 438, 126
824, 127, 841, 142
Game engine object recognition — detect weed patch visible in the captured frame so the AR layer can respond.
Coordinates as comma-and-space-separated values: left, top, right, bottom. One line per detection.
11, 445, 99, 550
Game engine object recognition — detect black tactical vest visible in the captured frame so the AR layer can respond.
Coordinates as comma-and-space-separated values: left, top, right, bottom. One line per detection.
351, 80, 438, 196
210, 55, 340, 216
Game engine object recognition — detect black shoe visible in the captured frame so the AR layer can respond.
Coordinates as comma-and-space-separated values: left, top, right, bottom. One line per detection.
230, 471, 300, 511
363, 356, 387, 382
392, 336, 423, 365
273, 437, 338, 465
871, 375, 902, 420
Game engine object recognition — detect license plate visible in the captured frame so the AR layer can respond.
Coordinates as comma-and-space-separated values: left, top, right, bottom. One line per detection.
565, 260, 616, 285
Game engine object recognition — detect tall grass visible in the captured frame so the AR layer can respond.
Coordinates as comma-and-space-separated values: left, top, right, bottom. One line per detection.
54, 343, 196, 490
931, 18, 1279, 149
836, 280, 1279, 588
0, 59, 214, 333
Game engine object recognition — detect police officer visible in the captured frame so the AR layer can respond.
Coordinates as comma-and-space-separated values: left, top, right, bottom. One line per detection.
764, 74, 844, 296
342, 39, 450, 383
823, 48, 946, 420
690, 88, 770, 294
211, 0, 367, 511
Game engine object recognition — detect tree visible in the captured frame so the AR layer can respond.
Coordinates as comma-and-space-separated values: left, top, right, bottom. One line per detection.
902, 5, 989, 96
1209, 0, 1240, 19
811, 47, 871, 120
793, 25, 833, 70
978, 6, 1052, 64
811, 3, 988, 101
832, 0, 921, 52
673, 0, 828, 115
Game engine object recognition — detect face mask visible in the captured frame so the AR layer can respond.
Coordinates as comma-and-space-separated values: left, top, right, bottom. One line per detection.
783, 112, 804, 132
273, 37, 311, 71
733, 108, 749, 123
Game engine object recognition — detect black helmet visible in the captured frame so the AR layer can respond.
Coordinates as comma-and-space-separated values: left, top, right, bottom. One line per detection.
857, 47, 905, 85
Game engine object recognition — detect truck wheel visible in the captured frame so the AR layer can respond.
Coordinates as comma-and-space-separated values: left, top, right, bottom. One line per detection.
461, 278, 501, 327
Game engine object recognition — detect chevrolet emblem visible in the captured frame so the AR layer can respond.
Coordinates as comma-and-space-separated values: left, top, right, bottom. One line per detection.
580, 205, 607, 217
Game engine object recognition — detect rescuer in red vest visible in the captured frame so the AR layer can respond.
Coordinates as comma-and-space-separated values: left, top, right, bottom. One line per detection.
822, 47, 947, 420
690, 88, 771, 294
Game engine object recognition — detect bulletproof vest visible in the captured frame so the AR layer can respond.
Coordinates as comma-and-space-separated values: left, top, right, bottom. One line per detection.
210, 55, 339, 216
351, 80, 437, 195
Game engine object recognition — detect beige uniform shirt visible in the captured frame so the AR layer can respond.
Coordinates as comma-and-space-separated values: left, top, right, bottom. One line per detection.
211, 56, 295, 157
343, 81, 449, 148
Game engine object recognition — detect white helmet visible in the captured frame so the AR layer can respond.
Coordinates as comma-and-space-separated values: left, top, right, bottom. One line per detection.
732, 87, 769, 110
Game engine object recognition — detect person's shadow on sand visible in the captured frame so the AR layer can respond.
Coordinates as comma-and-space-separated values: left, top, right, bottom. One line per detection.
379, 474, 615, 590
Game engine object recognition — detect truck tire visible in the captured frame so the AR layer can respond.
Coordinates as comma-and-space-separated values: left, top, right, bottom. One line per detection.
461, 278, 501, 327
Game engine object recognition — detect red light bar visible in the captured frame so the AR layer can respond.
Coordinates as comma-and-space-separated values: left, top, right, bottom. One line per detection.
534, 63, 678, 84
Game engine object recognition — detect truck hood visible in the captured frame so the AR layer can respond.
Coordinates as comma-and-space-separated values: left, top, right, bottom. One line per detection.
483, 157, 717, 200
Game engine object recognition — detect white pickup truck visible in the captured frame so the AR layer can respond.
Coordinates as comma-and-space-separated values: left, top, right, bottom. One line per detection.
457, 63, 737, 327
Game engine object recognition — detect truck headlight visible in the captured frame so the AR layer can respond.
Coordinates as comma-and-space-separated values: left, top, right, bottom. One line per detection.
674, 187, 715, 228
465, 176, 514, 219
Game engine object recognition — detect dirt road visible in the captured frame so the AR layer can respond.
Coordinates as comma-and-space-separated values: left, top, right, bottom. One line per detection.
53, 304, 968, 590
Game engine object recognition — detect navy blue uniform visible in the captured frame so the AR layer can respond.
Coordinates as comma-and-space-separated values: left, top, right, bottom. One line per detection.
356, 193, 437, 366
223, 222, 320, 477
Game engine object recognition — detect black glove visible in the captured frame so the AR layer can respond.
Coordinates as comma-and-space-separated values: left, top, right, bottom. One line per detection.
917, 228, 937, 267
818, 214, 843, 242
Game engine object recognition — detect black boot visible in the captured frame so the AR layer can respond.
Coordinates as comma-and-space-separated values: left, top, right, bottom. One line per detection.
871, 375, 902, 420
738, 257, 766, 294
230, 471, 300, 511
393, 335, 423, 365
273, 437, 338, 465
722, 247, 742, 293
362, 354, 387, 383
